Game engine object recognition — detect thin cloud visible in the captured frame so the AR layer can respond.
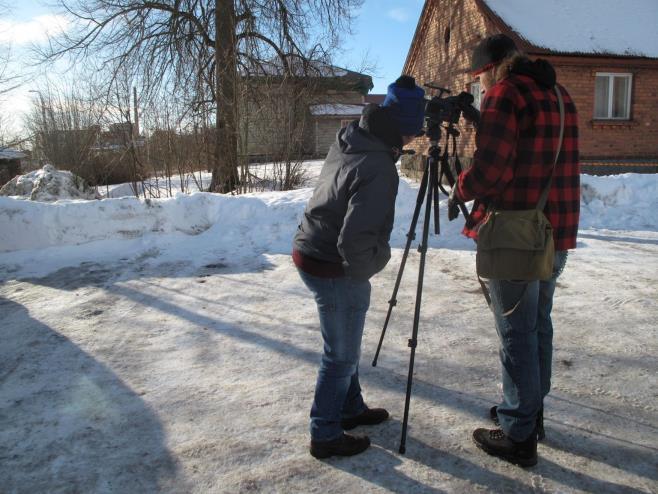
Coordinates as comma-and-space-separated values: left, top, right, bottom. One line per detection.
387, 8, 410, 22
0, 14, 71, 45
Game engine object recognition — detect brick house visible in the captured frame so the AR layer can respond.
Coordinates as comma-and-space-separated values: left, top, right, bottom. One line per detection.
402, 0, 658, 175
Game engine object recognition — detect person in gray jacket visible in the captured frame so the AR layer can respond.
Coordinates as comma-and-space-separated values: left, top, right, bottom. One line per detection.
293, 75, 426, 459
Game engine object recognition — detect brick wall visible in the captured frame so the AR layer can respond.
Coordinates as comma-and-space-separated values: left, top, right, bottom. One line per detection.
403, 0, 658, 171
404, 0, 488, 161
553, 62, 658, 159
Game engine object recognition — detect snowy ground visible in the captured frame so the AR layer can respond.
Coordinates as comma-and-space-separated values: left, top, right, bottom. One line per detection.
0, 164, 656, 493
100, 161, 322, 199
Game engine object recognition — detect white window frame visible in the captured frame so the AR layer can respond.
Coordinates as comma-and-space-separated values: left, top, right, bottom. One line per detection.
594, 72, 632, 120
470, 82, 482, 111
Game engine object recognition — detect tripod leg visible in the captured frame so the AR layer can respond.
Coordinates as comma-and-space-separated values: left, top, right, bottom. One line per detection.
372, 160, 430, 367
433, 162, 441, 235
399, 157, 435, 454
440, 151, 470, 219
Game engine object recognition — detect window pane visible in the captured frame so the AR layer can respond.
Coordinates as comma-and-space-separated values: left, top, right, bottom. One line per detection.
471, 82, 481, 110
594, 76, 610, 118
612, 76, 630, 118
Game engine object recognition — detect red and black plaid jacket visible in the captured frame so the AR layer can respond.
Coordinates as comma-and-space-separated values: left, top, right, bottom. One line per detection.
457, 73, 580, 251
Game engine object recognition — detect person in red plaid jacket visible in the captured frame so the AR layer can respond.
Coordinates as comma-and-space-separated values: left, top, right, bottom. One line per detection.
450, 34, 580, 467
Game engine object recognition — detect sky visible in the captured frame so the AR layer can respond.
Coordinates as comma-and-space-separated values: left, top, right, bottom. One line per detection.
0, 1, 71, 132
341, 0, 425, 94
0, 1, 424, 134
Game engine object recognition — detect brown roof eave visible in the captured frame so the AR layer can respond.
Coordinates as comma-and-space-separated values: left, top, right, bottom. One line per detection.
526, 52, 658, 68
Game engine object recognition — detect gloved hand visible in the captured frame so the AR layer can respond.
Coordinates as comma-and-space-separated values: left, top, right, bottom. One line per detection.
448, 186, 460, 221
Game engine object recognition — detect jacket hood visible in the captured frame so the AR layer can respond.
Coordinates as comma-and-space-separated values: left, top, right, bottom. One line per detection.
510, 57, 556, 89
338, 123, 397, 158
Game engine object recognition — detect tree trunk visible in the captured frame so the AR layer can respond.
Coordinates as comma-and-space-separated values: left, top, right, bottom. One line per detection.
211, 0, 239, 193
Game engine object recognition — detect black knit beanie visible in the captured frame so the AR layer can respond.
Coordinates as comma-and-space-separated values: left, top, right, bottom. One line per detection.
359, 103, 403, 150
471, 34, 517, 74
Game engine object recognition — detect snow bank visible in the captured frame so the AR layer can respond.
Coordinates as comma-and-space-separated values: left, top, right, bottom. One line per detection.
580, 174, 658, 231
0, 165, 99, 201
0, 190, 309, 254
1, 172, 656, 254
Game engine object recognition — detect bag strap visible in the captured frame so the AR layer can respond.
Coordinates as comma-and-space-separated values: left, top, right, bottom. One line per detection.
477, 86, 564, 316
477, 275, 527, 316
537, 86, 565, 211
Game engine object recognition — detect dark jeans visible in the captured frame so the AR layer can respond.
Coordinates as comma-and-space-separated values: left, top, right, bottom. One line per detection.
488, 250, 569, 441
297, 270, 371, 441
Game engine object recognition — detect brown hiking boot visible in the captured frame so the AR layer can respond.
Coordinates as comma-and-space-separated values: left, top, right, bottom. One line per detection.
473, 428, 538, 467
309, 433, 370, 459
490, 406, 545, 441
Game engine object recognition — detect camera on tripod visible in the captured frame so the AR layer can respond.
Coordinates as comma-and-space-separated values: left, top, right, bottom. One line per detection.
423, 84, 480, 129
373, 82, 477, 455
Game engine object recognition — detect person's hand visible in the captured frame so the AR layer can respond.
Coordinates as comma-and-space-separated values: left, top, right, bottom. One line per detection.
448, 186, 460, 221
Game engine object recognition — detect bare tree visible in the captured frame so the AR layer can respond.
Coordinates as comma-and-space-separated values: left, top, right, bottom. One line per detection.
25, 74, 146, 187
38, 0, 363, 193
0, 3, 26, 147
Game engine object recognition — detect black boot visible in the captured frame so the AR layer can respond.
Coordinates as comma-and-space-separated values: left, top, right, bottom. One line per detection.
341, 407, 389, 430
490, 406, 545, 441
472, 428, 537, 467
310, 433, 370, 459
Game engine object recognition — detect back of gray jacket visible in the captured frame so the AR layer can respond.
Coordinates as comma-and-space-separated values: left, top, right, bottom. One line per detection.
293, 121, 399, 280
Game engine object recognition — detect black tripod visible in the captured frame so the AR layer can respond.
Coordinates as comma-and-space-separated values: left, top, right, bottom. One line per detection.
372, 121, 469, 454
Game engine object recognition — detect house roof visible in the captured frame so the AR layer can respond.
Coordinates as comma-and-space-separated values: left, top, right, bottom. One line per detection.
244, 54, 374, 94
310, 104, 364, 117
479, 0, 658, 58
0, 148, 26, 160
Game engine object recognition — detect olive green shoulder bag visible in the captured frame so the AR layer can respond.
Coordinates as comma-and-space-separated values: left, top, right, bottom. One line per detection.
476, 86, 565, 283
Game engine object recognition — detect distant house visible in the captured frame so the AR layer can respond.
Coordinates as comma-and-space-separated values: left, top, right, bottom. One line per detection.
0, 148, 26, 187
240, 56, 374, 160
402, 0, 658, 174
308, 94, 389, 155
310, 103, 365, 156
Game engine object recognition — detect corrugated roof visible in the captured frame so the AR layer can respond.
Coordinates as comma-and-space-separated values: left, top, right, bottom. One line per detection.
310, 104, 365, 116
0, 148, 26, 160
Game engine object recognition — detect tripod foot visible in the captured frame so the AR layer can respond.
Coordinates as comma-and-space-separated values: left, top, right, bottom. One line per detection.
399, 445, 406, 455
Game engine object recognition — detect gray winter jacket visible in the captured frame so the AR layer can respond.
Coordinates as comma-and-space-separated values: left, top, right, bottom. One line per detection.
293, 120, 399, 280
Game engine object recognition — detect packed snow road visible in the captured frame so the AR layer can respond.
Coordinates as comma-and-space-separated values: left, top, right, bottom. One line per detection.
0, 171, 656, 492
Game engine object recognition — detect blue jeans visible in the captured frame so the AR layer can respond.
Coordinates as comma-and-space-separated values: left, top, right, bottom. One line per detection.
297, 270, 370, 441
487, 251, 568, 441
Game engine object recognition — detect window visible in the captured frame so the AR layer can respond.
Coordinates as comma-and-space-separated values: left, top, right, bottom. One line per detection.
470, 82, 482, 110
594, 73, 632, 119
